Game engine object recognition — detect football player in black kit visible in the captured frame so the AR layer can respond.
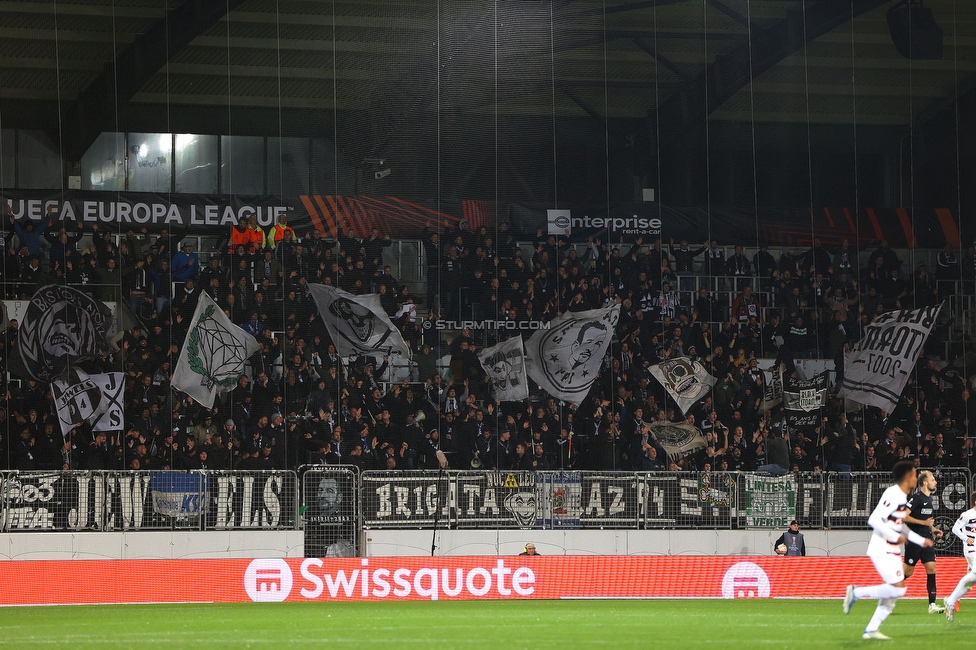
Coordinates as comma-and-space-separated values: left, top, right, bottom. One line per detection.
903, 470, 946, 613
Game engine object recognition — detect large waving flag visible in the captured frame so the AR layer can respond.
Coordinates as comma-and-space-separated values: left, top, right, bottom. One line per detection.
839, 304, 942, 412
173, 292, 259, 409
8, 284, 113, 382
524, 305, 620, 404
478, 335, 529, 401
649, 357, 716, 415
308, 284, 410, 360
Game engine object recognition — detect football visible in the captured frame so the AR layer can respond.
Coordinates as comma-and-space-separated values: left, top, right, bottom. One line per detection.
776, 544, 788, 554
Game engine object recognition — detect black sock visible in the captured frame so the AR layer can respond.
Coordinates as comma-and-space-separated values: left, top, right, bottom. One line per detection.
928, 573, 937, 604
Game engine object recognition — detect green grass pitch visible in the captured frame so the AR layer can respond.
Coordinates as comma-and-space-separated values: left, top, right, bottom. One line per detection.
0, 599, 968, 648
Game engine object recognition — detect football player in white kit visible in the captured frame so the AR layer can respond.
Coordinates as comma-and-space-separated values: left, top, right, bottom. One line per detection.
943, 490, 976, 621
843, 461, 935, 640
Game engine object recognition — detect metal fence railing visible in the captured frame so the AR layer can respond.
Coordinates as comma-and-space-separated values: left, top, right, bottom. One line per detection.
3, 468, 972, 556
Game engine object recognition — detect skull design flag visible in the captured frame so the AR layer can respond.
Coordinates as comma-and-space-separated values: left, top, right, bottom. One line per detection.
649, 357, 716, 415
308, 284, 411, 360
8, 284, 113, 382
172, 291, 259, 408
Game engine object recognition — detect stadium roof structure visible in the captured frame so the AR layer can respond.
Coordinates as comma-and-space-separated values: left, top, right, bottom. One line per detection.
1, 0, 974, 206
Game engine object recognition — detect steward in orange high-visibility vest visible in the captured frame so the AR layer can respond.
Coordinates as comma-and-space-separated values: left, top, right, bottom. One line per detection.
268, 215, 296, 249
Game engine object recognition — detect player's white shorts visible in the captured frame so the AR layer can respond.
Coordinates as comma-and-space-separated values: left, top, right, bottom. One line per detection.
965, 549, 976, 573
869, 552, 905, 584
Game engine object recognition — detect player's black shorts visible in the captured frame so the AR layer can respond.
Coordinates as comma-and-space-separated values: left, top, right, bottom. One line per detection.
904, 541, 937, 566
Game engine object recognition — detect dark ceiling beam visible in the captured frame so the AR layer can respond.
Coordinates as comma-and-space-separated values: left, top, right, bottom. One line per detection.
577, 0, 691, 17
706, 0, 756, 31
631, 37, 689, 81
68, 0, 249, 160
651, 0, 891, 149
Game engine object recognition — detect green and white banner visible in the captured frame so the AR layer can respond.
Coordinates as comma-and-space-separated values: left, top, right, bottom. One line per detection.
743, 474, 795, 529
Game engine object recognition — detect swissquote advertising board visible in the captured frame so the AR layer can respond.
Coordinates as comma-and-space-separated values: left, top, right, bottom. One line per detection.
1, 556, 972, 605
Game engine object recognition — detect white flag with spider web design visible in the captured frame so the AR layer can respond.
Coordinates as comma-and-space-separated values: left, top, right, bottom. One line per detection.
173, 292, 259, 409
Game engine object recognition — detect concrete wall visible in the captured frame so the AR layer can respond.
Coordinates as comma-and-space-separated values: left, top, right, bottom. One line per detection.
0, 530, 304, 560
364, 529, 872, 557
0, 528, 873, 560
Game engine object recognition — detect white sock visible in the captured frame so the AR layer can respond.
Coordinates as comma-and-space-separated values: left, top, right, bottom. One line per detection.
864, 598, 897, 633
947, 572, 976, 607
854, 584, 907, 600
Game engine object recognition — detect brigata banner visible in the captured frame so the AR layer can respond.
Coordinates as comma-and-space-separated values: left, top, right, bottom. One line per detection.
839, 304, 942, 412
2, 556, 974, 605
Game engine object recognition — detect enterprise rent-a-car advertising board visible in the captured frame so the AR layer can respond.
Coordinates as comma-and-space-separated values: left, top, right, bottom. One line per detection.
1, 556, 973, 605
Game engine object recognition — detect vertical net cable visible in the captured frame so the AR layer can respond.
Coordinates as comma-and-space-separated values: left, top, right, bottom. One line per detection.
951, 0, 969, 406
746, 0, 760, 255
907, 5, 917, 278
801, 0, 816, 272
849, 0, 864, 416
702, 0, 712, 309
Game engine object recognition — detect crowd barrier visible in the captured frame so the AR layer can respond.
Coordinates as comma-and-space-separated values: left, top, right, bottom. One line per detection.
2, 555, 974, 605
2, 468, 972, 554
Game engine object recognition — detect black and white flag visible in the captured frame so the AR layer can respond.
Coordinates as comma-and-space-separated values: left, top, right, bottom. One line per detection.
8, 284, 113, 382
648, 422, 707, 463
759, 363, 784, 412
525, 305, 619, 404
478, 335, 528, 402
784, 372, 828, 412
839, 304, 942, 412
649, 357, 716, 415
52, 370, 125, 435
173, 292, 259, 409
308, 284, 411, 360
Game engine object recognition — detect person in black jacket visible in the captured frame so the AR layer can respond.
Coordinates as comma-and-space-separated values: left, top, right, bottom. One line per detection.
774, 521, 806, 556
902, 470, 946, 614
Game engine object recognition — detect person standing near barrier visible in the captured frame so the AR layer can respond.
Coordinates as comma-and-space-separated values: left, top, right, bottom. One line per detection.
902, 469, 945, 613
843, 460, 935, 640
774, 520, 806, 556
944, 490, 976, 620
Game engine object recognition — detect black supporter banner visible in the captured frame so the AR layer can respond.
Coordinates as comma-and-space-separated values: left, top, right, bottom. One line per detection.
0, 471, 296, 531
642, 472, 736, 529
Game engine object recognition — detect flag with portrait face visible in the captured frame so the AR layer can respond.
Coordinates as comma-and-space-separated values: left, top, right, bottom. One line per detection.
524, 305, 619, 404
